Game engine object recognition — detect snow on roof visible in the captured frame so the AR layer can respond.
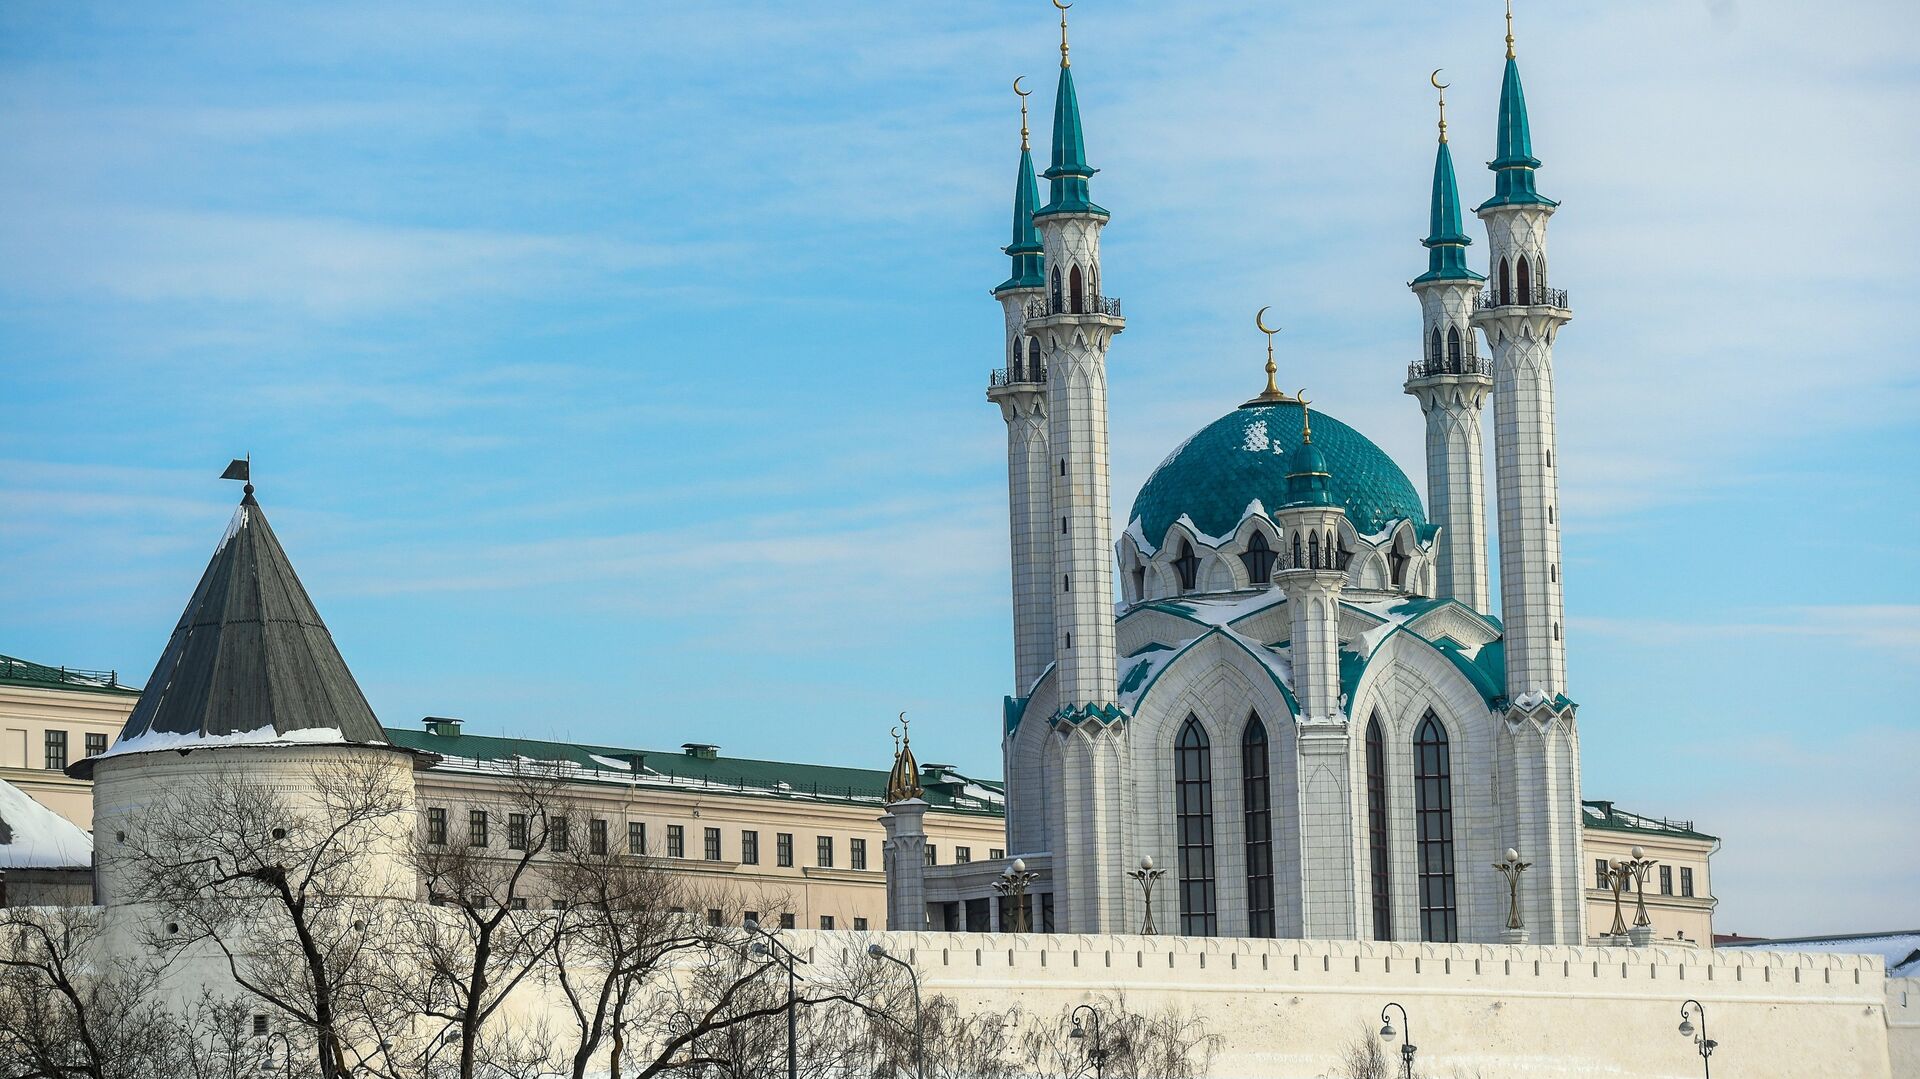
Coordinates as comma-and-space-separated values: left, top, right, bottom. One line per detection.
0, 779, 91, 869
1718, 931, 1920, 975
93, 721, 359, 763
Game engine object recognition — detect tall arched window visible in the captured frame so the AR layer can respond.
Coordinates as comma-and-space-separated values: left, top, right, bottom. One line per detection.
1131, 565, 1146, 600
1069, 265, 1085, 314
1498, 258, 1511, 306
1051, 267, 1063, 311
1446, 325, 1462, 370
1174, 717, 1217, 936
1291, 533, 1303, 569
1242, 716, 1274, 937
1240, 531, 1276, 585
1026, 337, 1041, 379
1307, 532, 1320, 569
1516, 255, 1532, 303
1414, 712, 1457, 943
1365, 714, 1392, 941
1172, 541, 1200, 592
1427, 327, 1442, 366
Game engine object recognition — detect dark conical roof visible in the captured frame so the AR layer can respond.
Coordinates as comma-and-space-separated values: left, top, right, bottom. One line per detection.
86, 488, 386, 769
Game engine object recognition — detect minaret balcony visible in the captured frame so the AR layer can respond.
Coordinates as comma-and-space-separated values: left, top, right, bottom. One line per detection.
1475, 285, 1568, 311
1024, 294, 1123, 320
1406, 356, 1493, 381
989, 363, 1048, 388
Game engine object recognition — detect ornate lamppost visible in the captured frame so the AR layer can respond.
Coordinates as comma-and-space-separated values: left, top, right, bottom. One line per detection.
1125, 855, 1167, 935
258, 1030, 294, 1079
746, 918, 804, 1079
1629, 845, 1657, 937
1492, 847, 1531, 942
1603, 846, 1658, 943
1378, 1002, 1417, 1079
1069, 1003, 1108, 1079
1678, 999, 1717, 1078
993, 858, 1042, 933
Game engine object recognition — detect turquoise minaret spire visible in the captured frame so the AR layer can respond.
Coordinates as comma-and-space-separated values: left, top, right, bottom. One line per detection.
996, 85, 1046, 295
1478, 5, 1557, 210
1414, 78, 1483, 284
1035, 3, 1106, 219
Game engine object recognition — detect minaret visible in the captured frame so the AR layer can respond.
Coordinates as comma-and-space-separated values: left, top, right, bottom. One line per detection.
879, 717, 930, 931
988, 79, 1055, 696
1272, 398, 1359, 938
1028, 4, 1127, 933
1468, 5, 1584, 944
1405, 72, 1493, 614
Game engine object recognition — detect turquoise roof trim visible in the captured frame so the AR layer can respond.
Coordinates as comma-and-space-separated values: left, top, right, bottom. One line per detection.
1129, 404, 1429, 544
995, 146, 1046, 294
1003, 694, 1030, 736
1036, 65, 1108, 218
1122, 627, 1298, 717
1478, 57, 1558, 210
1413, 138, 1483, 283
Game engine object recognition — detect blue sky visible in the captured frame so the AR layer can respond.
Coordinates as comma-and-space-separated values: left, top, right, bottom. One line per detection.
2, 1, 1915, 935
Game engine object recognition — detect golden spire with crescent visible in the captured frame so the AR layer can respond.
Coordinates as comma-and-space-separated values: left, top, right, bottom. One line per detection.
885, 711, 924, 803
1505, 0, 1516, 59
1053, 0, 1071, 68
1242, 307, 1298, 408
1014, 75, 1031, 151
1431, 69, 1450, 143
1297, 389, 1314, 444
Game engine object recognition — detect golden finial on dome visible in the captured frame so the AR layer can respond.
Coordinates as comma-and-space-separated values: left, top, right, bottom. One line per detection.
1297, 389, 1314, 443
885, 712, 924, 803
1240, 307, 1299, 408
1505, 0, 1516, 60
1431, 69, 1450, 143
1014, 75, 1032, 151
1053, 0, 1071, 68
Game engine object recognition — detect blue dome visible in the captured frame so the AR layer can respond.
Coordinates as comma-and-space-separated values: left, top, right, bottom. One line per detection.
1129, 403, 1428, 544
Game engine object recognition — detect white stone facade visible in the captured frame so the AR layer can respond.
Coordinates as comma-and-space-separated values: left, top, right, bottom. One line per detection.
1406, 278, 1493, 614
989, 286, 1054, 694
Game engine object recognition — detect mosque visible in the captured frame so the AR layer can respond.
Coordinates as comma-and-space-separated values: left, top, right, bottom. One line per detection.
889, 3, 1588, 945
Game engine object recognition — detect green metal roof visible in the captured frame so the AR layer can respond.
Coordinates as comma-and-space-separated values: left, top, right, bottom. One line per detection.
1413, 138, 1482, 283
1478, 56, 1557, 211
1036, 64, 1107, 218
995, 146, 1045, 294
1581, 800, 1718, 842
0, 654, 140, 696
1128, 404, 1429, 545
385, 725, 1005, 818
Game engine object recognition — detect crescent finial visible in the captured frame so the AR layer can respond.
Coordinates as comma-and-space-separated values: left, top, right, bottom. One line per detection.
1430, 69, 1449, 142
1255, 306, 1279, 336
1051, 0, 1070, 10
1013, 75, 1030, 98
1296, 390, 1314, 443
1429, 68, 1449, 91
1053, 0, 1072, 67
1014, 76, 1032, 150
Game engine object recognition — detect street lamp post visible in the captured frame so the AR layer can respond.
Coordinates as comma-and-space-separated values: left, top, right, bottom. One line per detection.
1069, 1003, 1108, 1079
746, 918, 802, 1079
1678, 999, 1717, 1078
1492, 848, 1531, 933
993, 858, 1041, 933
1125, 856, 1167, 935
1629, 845, 1656, 929
868, 943, 924, 1079
1603, 847, 1657, 941
1378, 1002, 1416, 1079
258, 1030, 294, 1079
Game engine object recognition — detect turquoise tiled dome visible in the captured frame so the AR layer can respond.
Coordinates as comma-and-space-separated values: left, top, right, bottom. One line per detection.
1128, 404, 1428, 544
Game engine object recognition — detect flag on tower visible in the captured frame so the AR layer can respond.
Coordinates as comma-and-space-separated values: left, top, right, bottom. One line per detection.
219, 458, 249, 482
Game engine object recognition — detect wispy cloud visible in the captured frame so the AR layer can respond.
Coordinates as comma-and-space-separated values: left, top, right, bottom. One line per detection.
1575, 605, 1920, 662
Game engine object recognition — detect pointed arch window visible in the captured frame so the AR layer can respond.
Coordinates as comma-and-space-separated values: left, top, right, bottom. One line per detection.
1498, 258, 1511, 306
1069, 265, 1085, 314
1051, 267, 1063, 311
1388, 547, 1409, 588
1291, 533, 1303, 570
1242, 716, 1275, 938
1174, 717, 1217, 937
1307, 532, 1320, 569
1239, 531, 1276, 586
1131, 565, 1147, 601
1427, 327, 1442, 366
1446, 325, 1463, 371
1173, 541, 1200, 592
1365, 714, 1391, 941
1516, 255, 1533, 304
1414, 713, 1457, 943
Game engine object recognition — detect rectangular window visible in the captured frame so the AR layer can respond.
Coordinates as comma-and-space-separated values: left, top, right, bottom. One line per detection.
509, 897, 528, 911
989, 848, 1005, 861
926, 845, 937, 867
776, 833, 793, 867
819, 915, 835, 930
84, 733, 108, 757
666, 825, 685, 859
43, 730, 66, 771
705, 827, 722, 861
469, 810, 489, 847
252, 1014, 268, 1037
552, 899, 569, 911
850, 838, 867, 870
508, 814, 528, 851
779, 913, 796, 930
551, 816, 570, 853
1595, 858, 1610, 889
1680, 867, 1695, 898
816, 835, 834, 868
707, 909, 723, 927
1659, 865, 1673, 895
741, 830, 760, 865
853, 917, 868, 931
744, 910, 759, 928
427, 807, 448, 845
628, 821, 646, 855
589, 818, 608, 855
955, 846, 972, 864
965, 897, 992, 932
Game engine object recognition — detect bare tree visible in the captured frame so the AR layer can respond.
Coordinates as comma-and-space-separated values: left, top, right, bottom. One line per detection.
118, 754, 414, 1079
0, 906, 185, 1079
384, 769, 567, 1079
